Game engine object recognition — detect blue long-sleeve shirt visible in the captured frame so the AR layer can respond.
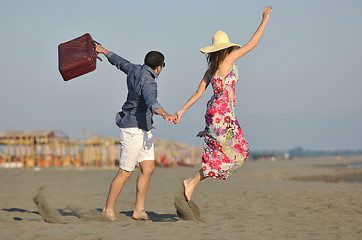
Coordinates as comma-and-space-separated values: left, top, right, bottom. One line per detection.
106, 51, 162, 131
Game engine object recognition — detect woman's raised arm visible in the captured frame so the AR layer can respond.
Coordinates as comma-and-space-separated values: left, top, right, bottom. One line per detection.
225, 6, 272, 64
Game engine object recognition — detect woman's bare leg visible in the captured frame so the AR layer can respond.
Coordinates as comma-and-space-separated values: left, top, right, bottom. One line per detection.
184, 169, 207, 202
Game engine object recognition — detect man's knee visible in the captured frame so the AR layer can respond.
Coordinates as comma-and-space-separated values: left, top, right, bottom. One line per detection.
140, 161, 155, 175
147, 163, 155, 174
116, 169, 133, 180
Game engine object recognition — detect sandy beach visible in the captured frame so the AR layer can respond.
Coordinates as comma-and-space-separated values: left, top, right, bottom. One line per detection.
1, 156, 361, 240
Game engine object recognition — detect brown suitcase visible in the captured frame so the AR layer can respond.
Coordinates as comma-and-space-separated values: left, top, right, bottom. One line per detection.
58, 33, 102, 81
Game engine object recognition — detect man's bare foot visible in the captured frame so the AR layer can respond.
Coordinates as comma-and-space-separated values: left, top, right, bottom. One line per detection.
183, 179, 194, 202
132, 210, 149, 220
102, 208, 118, 221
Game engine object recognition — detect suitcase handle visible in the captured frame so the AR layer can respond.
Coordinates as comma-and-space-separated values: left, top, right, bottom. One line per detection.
92, 40, 103, 62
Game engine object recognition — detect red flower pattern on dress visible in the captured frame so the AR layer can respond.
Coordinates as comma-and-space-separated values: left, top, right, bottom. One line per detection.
207, 106, 217, 115
222, 155, 230, 163
213, 77, 223, 94
202, 65, 249, 180
216, 99, 228, 115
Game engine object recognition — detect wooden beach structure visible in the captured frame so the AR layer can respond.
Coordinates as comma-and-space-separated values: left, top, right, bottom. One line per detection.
154, 138, 202, 167
81, 134, 121, 167
0, 129, 72, 168
0, 129, 202, 169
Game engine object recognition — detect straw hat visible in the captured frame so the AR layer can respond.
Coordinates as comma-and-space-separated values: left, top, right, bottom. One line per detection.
200, 31, 242, 53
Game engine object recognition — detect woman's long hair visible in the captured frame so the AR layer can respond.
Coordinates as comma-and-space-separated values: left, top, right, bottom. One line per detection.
206, 47, 233, 77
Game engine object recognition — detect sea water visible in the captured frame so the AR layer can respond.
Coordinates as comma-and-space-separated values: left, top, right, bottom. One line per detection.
347, 163, 362, 169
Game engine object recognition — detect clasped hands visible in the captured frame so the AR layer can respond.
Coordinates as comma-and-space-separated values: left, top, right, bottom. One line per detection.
162, 110, 183, 125
163, 110, 205, 138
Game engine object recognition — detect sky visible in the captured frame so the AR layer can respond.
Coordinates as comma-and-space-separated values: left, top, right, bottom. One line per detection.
1, 0, 362, 151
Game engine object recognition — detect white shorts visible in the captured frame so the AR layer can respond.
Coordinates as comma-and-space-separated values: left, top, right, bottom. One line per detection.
119, 127, 154, 171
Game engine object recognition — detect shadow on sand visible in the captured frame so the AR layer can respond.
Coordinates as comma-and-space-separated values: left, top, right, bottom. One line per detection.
120, 211, 179, 222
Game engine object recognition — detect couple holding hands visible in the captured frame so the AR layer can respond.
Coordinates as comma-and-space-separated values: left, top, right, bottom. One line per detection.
95, 7, 272, 221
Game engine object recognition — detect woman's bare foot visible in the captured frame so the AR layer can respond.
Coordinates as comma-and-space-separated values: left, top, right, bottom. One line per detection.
132, 210, 149, 220
102, 208, 118, 221
183, 178, 195, 202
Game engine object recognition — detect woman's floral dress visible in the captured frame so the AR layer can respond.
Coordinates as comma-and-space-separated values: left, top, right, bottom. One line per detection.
202, 65, 249, 180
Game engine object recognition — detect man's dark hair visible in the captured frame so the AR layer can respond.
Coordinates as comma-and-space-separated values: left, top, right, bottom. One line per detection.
144, 51, 164, 70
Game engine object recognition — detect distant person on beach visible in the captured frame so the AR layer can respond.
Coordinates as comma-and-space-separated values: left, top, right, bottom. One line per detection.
174, 6, 272, 202
95, 45, 175, 220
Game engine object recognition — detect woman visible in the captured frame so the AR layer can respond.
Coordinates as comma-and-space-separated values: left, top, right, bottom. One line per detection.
175, 6, 272, 202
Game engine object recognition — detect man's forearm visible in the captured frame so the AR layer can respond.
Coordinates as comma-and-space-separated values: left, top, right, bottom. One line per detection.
154, 108, 168, 118
155, 108, 175, 124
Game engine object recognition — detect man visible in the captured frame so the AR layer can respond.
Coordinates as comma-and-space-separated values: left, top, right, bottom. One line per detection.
95, 44, 174, 220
